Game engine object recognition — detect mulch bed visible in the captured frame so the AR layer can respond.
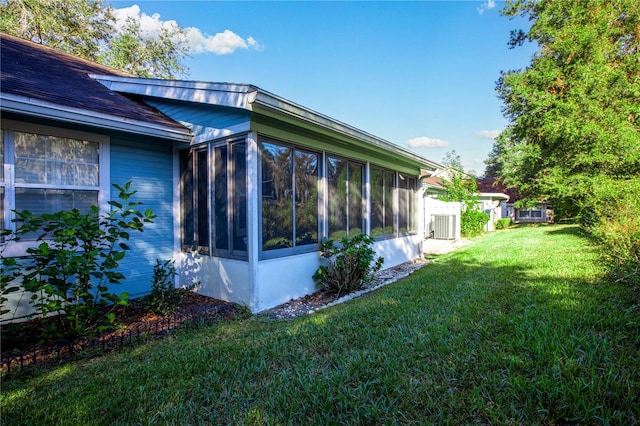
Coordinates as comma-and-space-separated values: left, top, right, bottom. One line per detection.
1, 293, 244, 374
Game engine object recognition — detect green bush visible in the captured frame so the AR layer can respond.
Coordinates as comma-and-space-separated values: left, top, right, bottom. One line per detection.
589, 180, 640, 286
313, 233, 384, 297
494, 218, 511, 230
1, 182, 154, 340
147, 259, 192, 315
461, 209, 490, 237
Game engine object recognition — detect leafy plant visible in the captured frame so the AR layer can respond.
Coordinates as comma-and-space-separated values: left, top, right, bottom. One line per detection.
439, 170, 490, 237
494, 218, 511, 230
147, 259, 192, 315
461, 209, 490, 237
0, 230, 22, 318
313, 233, 384, 297
3, 182, 155, 340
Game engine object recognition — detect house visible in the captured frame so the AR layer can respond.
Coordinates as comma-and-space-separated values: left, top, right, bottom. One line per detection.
1, 33, 442, 317
476, 178, 553, 224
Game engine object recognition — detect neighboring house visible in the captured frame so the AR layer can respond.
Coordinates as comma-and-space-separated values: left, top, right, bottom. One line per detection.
1, 34, 442, 317
421, 170, 508, 234
476, 178, 554, 224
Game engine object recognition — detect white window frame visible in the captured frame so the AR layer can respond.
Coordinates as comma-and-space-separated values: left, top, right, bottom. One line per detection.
1, 120, 110, 257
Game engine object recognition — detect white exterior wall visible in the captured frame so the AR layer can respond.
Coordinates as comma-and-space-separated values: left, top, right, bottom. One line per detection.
250, 234, 423, 313
479, 199, 502, 232
254, 252, 321, 312
374, 234, 423, 269
176, 253, 253, 307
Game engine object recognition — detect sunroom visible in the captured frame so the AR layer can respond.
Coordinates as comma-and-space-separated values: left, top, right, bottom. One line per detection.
96, 78, 441, 312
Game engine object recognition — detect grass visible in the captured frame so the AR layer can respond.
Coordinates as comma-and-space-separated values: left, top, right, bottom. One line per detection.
2, 225, 639, 424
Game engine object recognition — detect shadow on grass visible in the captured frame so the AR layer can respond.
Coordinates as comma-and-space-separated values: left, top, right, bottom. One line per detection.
3, 225, 639, 425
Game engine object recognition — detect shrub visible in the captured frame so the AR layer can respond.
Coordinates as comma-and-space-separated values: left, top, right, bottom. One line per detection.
461, 209, 490, 237
590, 185, 640, 286
2, 182, 154, 340
494, 218, 511, 230
147, 259, 186, 315
313, 233, 384, 297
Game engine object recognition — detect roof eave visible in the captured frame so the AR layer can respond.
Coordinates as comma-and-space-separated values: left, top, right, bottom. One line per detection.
91, 76, 443, 171
0, 93, 193, 143
478, 192, 510, 200
250, 90, 443, 171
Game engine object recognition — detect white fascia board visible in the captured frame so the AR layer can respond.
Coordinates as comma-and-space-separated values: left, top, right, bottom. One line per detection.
91, 75, 442, 171
0, 93, 193, 143
251, 89, 443, 171
90, 75, 256, 109
478, 192, 510, 201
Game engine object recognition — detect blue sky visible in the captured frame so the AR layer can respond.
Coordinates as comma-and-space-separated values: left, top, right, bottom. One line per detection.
108, 1, 536, 174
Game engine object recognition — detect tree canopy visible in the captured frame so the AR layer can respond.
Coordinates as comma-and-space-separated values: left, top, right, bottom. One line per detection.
489, 0, 640, 284
0, 0, 189, 78
487, 0, 640, 217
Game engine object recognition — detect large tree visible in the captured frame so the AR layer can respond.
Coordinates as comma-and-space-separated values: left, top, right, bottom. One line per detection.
489, 0, 640, 218
0, 0, 189, 78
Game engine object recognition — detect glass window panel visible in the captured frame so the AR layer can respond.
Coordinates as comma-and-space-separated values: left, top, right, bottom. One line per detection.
180, 150, 195, 249
214, 146, 228, 250
348, 162, 363, 236
0, 188, 4, 242
0, 130, 4, 182
408, 177, 417, 232
261, 141, 293, 250
232, 143, 247, 252
327, 156, 347, 240
384, 170, 395, 235
15, 188, 98, 240
196, 149, 210, 254
14, 132, 99, 186
398, 174, 408, 233
294, 149, 318, 246
370, 167, 384, 237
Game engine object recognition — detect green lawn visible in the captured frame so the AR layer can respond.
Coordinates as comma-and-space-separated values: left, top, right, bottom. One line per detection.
2, 225, 639, 424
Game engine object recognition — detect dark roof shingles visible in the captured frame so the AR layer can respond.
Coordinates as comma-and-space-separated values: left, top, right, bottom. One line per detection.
0, 33, 187, 133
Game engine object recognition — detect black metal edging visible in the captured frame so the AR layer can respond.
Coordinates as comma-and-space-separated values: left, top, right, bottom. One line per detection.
1, 304, 239, 376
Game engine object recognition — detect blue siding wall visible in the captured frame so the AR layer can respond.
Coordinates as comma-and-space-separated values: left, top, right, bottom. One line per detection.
110, 137, 176, 298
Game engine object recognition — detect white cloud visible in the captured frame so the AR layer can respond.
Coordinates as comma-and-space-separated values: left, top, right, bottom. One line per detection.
407, 136, 449, 148
113, 5, 261, 55
476, 129, 501, 140
477, 0, 496, 15
185, 28, 260, 55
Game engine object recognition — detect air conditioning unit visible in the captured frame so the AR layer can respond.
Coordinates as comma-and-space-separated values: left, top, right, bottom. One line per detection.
430, 215, 456, 240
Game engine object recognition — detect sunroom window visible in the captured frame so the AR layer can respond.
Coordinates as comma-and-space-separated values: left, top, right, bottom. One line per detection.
327, 156, 364, 240
398, 174, 417, 234
180, 140, 247, 257
261, 139, 319, 252
370, 166, 396, 237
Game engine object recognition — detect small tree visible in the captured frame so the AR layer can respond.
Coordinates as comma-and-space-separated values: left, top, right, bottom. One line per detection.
2, 182, 155, 339
439, 171, 489, 237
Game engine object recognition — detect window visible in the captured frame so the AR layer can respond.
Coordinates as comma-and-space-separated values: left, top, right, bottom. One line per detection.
398, 174, 417, 233
518, 209, 542, 219
180, 140, 247, 257
261, 139, 319, 252
370, 167, 396, 237
327, 156, 364, 239
1, 125, 105, 245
